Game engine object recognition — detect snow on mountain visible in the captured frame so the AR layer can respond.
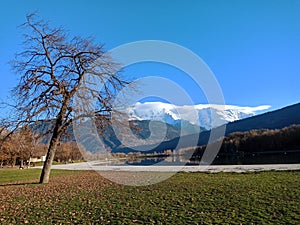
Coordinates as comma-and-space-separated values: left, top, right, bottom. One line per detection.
126, 102, 271, 130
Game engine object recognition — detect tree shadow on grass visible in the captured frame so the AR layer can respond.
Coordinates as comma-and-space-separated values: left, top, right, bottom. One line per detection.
0, 181, 40, 187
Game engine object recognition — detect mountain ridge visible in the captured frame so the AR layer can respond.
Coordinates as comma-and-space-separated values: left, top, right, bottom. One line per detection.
114, 102, 300, 153
127, 102, 270, 130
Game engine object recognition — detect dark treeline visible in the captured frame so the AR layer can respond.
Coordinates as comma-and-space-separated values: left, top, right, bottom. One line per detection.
193, 124, 300, 157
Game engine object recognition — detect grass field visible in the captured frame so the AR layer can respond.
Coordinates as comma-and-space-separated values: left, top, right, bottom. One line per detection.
0, 169, 299, 224
0, 168, 76, 184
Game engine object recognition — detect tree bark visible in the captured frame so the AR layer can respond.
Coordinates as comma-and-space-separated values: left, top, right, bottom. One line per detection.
39, 118, 63, 183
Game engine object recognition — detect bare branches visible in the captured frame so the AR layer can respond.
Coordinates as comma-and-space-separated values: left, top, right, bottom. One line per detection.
4, 13, 130, 182
10, 14, 125, 127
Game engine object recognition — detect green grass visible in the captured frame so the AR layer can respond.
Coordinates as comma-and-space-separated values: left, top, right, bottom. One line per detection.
0, 168, 77, 184
0, 170, 299, 224
30, 159, 86, 167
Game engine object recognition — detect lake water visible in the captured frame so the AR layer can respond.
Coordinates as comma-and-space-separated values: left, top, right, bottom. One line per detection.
122, 151, 300, 166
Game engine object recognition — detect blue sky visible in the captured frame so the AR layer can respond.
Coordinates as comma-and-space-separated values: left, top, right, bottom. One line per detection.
0, 0, 299, 113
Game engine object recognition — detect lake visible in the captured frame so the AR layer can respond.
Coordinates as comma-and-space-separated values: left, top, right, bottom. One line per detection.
122, 150, 300, 166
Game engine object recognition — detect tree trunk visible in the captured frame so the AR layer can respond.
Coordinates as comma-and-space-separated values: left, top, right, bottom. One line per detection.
39, 117, 63, 183
12, 157, 16, 167
20, 159, 24, 168
39, 132, 60, 183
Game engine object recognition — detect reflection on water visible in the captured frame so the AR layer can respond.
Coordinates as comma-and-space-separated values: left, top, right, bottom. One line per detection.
124, 157, 186, 166
211, 151, 300, 165
122, 151, 300, 166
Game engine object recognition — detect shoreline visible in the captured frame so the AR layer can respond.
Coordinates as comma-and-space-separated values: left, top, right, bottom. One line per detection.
35, 162, 300, 173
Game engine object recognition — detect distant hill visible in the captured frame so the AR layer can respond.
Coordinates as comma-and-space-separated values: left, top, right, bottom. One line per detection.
100, 120, 204, 151
225, 103, 300, 135
34, 119, 204, 152
114, 102, 300, 153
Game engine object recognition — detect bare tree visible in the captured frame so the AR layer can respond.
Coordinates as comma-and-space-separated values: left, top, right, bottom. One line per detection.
12, 125, 34, 168
9, 14, 127, 183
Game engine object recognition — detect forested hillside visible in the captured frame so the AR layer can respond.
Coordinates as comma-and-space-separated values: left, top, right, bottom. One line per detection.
193, 124, 300, 157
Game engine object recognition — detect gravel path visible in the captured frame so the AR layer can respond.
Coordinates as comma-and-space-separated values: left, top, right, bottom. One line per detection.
35, 161, 300, 173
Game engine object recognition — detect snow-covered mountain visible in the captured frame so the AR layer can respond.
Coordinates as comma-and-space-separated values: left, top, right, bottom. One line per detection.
126, 102, 271, 130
